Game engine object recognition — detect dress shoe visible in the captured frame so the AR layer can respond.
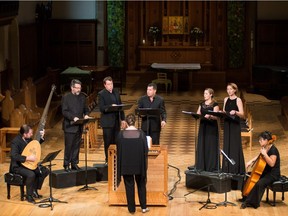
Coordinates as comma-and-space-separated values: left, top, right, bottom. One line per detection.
32, 190, 43, 199
71, 164, 81, 170
64, 165, 71, 172
238, 196, 246, 202
240, 203, 247, 209
26, 195, 36, 204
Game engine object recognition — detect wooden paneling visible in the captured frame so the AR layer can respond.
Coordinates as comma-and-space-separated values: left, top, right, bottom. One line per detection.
43, 19, 97, 68
256, 20, 288, 66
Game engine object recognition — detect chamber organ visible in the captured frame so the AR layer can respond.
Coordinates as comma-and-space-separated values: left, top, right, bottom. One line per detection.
108, 144, 168, 206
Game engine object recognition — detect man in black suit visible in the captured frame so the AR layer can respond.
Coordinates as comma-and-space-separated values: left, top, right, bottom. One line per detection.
137, 82, 167, 144
62, 79, 90, 172
98, 76, 126, 163
10, 124, 49, 204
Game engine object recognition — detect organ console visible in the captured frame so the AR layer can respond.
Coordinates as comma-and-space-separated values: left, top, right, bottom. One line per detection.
108, 144, 168, 206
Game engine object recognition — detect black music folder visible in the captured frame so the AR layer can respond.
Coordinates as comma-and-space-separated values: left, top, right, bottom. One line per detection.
70, 118, 96, 125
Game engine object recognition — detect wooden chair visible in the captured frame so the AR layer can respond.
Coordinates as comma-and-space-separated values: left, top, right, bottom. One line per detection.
241, 109, 253, 150
152, 73, 172, 94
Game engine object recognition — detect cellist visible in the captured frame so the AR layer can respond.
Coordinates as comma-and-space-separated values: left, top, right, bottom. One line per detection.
240, 131, 280, 209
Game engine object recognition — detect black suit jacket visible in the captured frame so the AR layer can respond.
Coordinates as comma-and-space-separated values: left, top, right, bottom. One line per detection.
62, 92, 89, 133
98, 88, 125, 128
137, 95, 167, 132
10, 134, 44, 173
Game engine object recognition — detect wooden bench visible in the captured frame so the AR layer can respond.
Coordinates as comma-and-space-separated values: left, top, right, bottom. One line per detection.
266, 175, 288, 206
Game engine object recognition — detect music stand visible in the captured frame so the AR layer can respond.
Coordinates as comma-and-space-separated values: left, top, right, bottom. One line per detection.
184, 184, 217, 210
105, 104, 133, 126
182, 111, 203, 173
135, 108, 160, 138
37, 149, 67, 210
216, 149, 236, 207
71, 118, 98, 191
207, 110, 236, 120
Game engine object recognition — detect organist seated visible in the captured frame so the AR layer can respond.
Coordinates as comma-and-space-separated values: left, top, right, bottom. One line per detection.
116, 113, 150, 214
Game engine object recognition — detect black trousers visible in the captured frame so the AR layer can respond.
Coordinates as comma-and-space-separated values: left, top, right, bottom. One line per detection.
16, 165, 49, 196
123, 174, 147, 212
64, 132, 82, 166
143, 130, 160, 145
245, 173, 278, 208
103, 125, 120, 162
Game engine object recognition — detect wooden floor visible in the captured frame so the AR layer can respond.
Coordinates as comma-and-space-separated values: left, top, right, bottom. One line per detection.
0, 72, 288, 216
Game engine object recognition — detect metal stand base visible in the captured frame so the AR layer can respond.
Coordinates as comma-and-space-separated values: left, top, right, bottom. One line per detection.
216, 191, 236, 207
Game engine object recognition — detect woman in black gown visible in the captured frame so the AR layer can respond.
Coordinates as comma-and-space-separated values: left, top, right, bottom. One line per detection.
222, 83, 245, 174
196, 88, 220, 172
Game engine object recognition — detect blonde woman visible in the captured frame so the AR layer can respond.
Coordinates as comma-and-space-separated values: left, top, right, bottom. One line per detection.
222, 83, 245, 175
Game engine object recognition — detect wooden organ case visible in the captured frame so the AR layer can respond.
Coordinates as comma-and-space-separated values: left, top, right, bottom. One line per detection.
108, 145, 168, 206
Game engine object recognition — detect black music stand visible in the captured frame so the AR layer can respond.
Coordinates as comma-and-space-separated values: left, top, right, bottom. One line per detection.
184, 184, 217, 210
37, 149, 67, 210
105, 104, 133, 126
207, 110, 235, 120
135, 108, 160, 138
216, 149, 236, 207
71, 118, 98, 191
182, 111, 203, 173
207, 111, 236, 207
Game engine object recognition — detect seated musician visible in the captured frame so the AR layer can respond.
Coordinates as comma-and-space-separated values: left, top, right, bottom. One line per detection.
240, 131, 280, 209
116, 113, 150, 214
10, 124, 49, 204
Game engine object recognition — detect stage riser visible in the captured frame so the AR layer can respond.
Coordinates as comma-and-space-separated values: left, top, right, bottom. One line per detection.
93, 163, 108, 181
185, 170, 231, 193
51, 167, 97, 188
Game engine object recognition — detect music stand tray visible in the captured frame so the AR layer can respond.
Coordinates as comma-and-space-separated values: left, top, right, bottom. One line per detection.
40, 150, 62, 165
208, 111, 235, 120
135, 108, 160, 116
104, 104, 133, 113
182, 111, 203, 120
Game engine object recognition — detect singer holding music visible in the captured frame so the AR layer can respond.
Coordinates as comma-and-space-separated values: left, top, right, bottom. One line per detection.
62, 79, 90, 172
196, 88, 219, 172
240, 131, 280, 209
137, 83, 167, 145
10, 124, 49, 204
222, 83, 245, 174
98, 76, 126, 164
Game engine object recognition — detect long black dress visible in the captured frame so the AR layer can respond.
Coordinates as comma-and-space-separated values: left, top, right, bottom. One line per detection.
196, 101, 219, 172
222, 97, 245, 174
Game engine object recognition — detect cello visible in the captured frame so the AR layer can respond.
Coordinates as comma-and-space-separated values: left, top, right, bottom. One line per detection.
242, 154, 266, 196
